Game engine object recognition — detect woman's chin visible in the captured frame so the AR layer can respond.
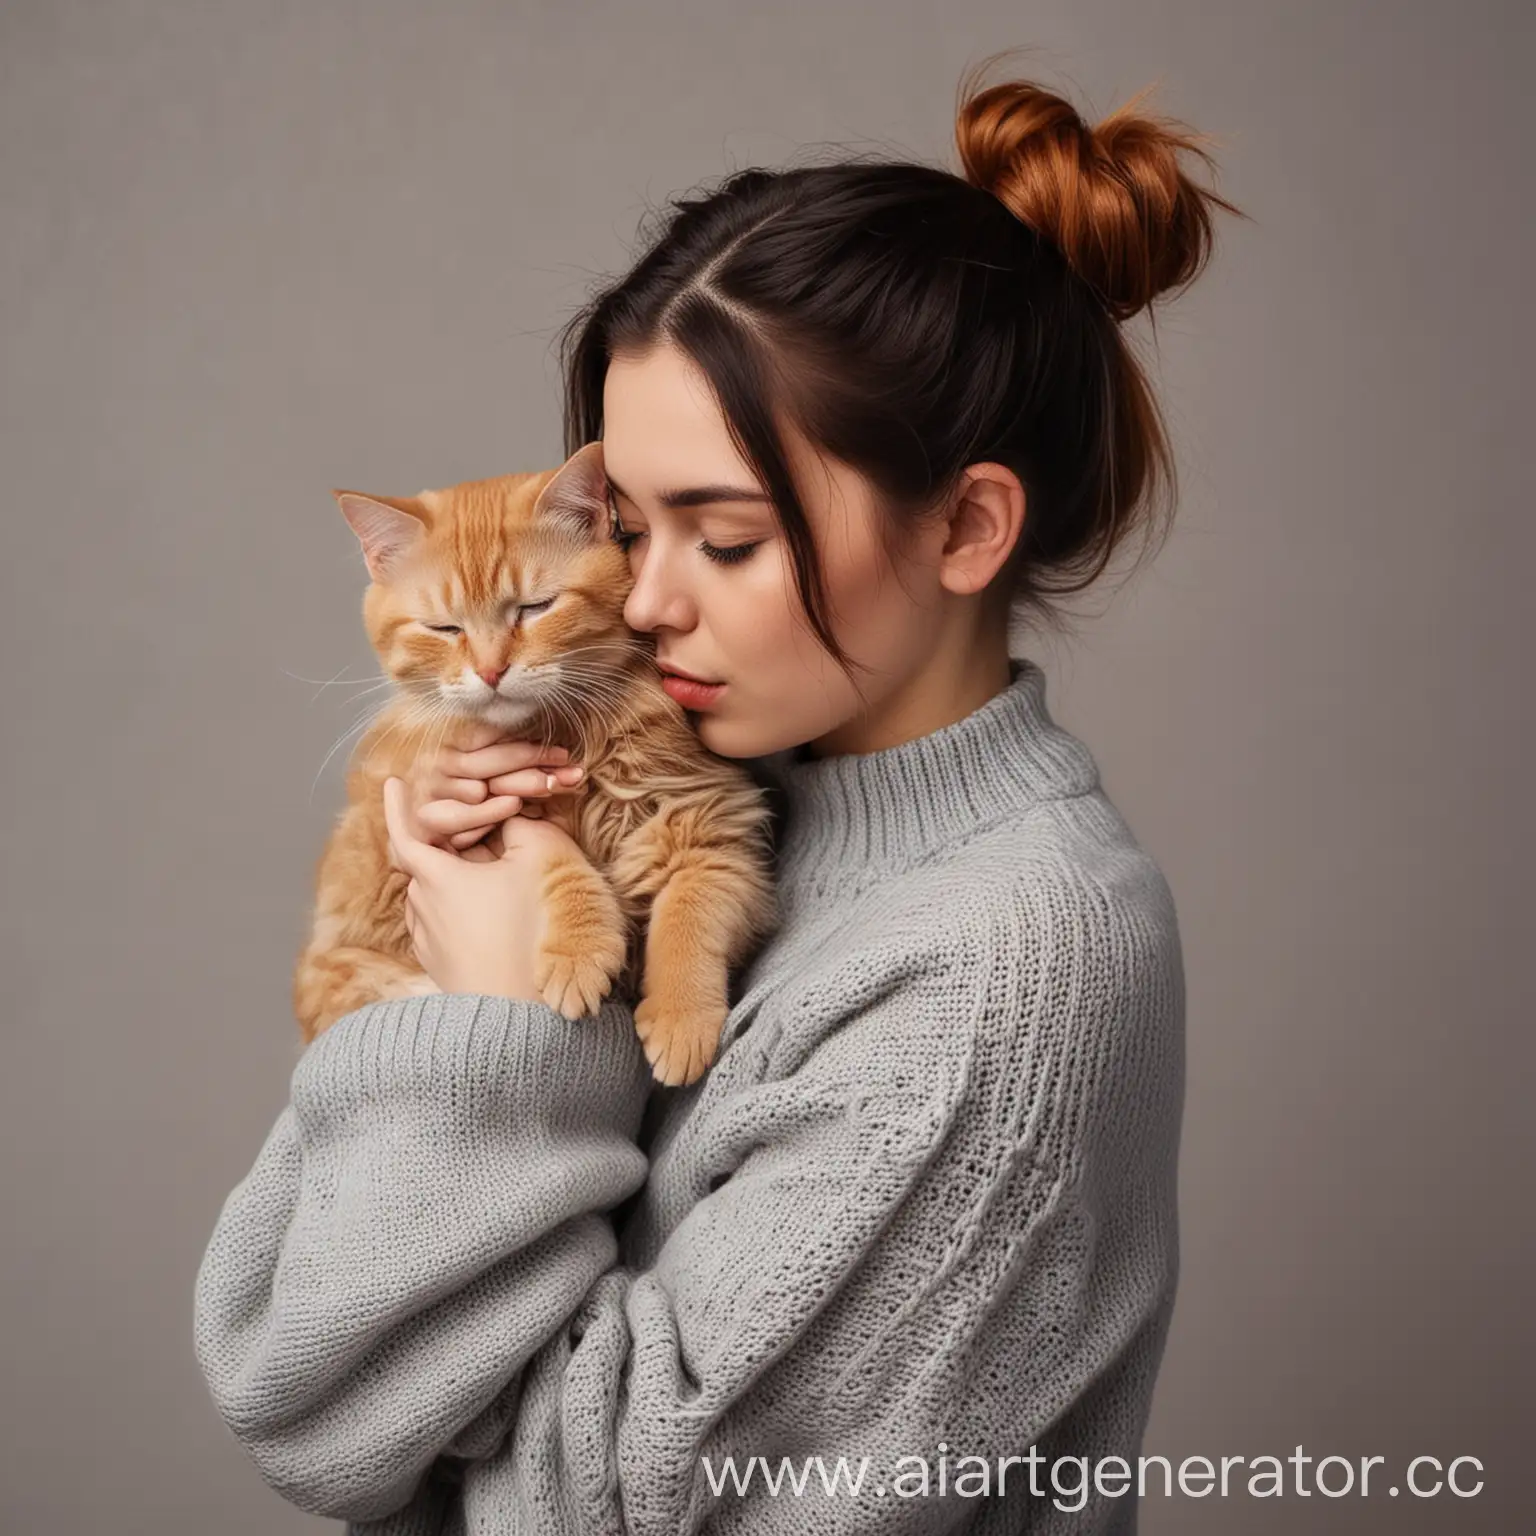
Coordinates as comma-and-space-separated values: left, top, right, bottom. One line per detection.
689, 711, 765, 761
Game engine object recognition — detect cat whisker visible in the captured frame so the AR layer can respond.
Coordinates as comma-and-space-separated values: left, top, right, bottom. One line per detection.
329, 681, 398, 708
309, 700, 392, 802
545, 639, 649, 664
283, 665, 391, 706
537, 687, 591, 758
543, 677, 628, 715
419, 703, 466, 781
310, 693, 460, 804
530, 642, 651, 684
539, 677, 641, 761
548, 657, 642, 691
550, 668, 648, 725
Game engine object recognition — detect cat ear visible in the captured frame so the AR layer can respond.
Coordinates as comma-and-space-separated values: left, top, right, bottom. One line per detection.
533, 441, 608, 540
333, 491, 428, 581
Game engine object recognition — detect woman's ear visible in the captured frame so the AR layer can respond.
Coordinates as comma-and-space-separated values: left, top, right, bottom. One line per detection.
937, 462, 1026, 596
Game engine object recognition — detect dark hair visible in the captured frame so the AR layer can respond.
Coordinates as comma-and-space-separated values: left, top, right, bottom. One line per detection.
559, 51, 1246, 679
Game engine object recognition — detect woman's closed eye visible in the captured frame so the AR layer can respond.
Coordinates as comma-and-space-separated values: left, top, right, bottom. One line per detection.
611, 524, 762, 567
696, 538, 761, 566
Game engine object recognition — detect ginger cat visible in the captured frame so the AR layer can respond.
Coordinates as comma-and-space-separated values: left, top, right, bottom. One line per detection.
293, 441, 778, 1086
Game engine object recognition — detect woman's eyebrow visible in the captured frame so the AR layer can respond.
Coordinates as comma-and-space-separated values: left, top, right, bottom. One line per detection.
605, 473, 771, 510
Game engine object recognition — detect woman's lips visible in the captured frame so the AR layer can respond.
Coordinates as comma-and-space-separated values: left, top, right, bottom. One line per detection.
660, 673, 726, 710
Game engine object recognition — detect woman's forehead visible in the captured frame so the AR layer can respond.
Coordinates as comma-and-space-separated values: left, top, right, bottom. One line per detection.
601, 342, 879, 531
603, 349, 740, 462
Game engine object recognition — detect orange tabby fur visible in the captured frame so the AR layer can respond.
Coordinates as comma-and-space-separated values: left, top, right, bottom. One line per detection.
292, 442, 778, 1086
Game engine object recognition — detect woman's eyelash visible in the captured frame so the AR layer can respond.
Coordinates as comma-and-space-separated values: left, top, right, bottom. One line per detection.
698, 540, 759, 566
609, 524, 761, 567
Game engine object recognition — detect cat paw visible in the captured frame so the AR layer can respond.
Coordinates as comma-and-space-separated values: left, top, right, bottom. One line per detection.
535, 936, 626, 1020
633, 995, 726, 1087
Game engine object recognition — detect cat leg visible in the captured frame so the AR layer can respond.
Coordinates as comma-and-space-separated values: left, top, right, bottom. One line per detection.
532, 848, 630, 1021
611, 830, 777, 1087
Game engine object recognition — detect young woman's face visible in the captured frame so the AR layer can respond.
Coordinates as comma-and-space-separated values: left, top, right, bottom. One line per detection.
601, 340, 952, 760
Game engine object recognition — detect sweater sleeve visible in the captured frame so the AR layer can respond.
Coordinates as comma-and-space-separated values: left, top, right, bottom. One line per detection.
191, 992, 652, 1522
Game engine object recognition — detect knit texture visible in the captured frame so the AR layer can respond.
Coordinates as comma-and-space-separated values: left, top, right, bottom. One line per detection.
194, 657, 1185, 1534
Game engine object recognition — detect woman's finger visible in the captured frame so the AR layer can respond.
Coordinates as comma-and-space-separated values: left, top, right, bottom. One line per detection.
438, 775, 490, 805
382, 778, 461, 881
416, 795, 523, 839
485, 764, 586, 799
441, 739, 571, 782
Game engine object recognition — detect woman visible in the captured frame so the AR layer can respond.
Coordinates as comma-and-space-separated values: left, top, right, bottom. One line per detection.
194, 63, 1239, 1534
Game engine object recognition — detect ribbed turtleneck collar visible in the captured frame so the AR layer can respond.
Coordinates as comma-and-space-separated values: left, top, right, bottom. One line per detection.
746, 657, 1100, 903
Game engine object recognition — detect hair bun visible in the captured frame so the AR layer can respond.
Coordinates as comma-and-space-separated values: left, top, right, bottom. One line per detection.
954, 63, 1240, 321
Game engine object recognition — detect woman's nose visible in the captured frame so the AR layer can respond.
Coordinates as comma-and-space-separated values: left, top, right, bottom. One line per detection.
622, 548, 695, 634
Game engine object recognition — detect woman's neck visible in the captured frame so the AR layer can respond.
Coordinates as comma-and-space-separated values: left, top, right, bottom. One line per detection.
805, 634, 1015, 760
752, 654, 1101, 904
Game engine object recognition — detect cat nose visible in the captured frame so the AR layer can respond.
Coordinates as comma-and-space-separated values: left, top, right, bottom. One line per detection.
477, 665, 506, 689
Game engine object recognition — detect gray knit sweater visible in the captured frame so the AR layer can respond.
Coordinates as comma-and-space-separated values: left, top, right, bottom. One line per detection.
194, 657, 1185, 1534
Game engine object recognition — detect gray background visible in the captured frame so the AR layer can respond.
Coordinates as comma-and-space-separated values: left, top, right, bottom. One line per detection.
2, 1, 1530, 1531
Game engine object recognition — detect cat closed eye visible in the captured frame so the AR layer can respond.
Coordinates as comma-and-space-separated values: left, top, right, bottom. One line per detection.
421, 600, 554, 637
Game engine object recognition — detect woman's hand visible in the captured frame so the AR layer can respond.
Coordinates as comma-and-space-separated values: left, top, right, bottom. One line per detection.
406, 721, 587, 852
382, 776, 588, 1001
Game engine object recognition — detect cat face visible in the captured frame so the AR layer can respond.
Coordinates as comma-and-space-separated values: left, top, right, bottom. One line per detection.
334, 442, 645, 735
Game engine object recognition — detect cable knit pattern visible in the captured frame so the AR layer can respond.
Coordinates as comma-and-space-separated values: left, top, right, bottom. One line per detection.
194, 657, 1185, 1534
